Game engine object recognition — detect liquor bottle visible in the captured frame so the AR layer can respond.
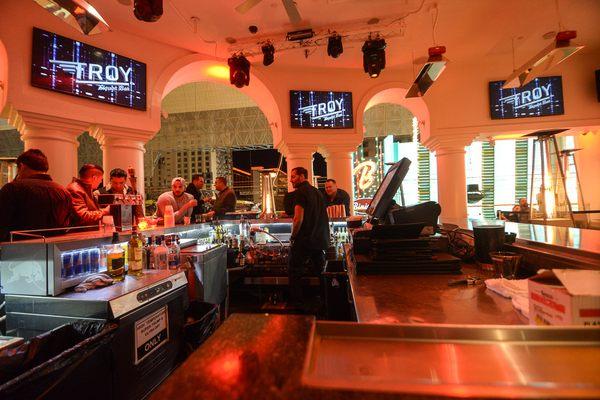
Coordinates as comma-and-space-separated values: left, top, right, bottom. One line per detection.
154, 236, 168, 270
166, 235, 179, 270
128, 226, 144, 276
147, 235, 157, 269
106, 232, 126, 281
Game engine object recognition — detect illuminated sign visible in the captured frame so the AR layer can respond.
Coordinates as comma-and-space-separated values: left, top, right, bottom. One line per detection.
290, 90, 353, 128
353, 160, 377, 191
31, 28, 146, 110
489, 76, 563, 119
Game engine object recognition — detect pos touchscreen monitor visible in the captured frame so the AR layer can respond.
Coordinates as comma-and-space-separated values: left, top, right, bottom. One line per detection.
366, 158, 411, 220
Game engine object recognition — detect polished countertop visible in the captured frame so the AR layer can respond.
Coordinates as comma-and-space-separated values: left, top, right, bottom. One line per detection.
441, 218, 600, 256
345, 245, 528, 325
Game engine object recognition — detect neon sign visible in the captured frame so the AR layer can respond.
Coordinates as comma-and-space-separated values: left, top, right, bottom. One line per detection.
353, 160, 377, 191
50, 60, 133, 91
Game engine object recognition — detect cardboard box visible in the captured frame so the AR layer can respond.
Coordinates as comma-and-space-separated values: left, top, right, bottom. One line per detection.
528, 269, 600, 326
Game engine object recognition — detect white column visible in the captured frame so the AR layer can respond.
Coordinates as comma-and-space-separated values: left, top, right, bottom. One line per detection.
575, 131, 600, 212
90, 126, 153, 199
322, 146, 355, 213
435, 145, 468, 221
20, 127, 79, 186
279, 143, 315, 191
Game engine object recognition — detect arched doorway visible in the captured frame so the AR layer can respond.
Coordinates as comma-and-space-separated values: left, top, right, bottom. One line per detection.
353, 84, 432, 213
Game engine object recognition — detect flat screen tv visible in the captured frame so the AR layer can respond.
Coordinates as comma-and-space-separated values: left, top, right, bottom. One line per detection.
488, 76, 564, 119
366, 158, 411, 220
290, 90, 353, 128
31, 27, 147, 110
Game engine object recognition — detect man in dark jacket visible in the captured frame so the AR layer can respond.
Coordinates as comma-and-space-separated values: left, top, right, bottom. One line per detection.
0, 149, 73, 241
205, 176, 236, 219
185, 174, 208, 221
288, 167, 329, 305
67, 164, 109, 226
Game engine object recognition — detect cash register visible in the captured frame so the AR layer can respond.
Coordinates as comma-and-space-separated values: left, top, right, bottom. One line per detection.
352, 158, 460, 274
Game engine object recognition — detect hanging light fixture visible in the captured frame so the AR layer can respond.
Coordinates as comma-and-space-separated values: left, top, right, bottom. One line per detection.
261, 42, 275, 66
406, 46, 448, 98
33, 0, 110, 35
228, 54, 250, 88
502, 31, 584, 89
406, 4, 447, 98
362, 36, 386, 78
327, 33, 343, 58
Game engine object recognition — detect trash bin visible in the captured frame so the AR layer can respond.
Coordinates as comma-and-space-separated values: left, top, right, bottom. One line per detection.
0, 320, 117, 400
181, 301, 219, 357
321, 259, 352, 321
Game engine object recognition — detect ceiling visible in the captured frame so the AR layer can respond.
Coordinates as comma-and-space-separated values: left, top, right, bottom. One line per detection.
161, 81, 257, 114
87, 0, 600, 69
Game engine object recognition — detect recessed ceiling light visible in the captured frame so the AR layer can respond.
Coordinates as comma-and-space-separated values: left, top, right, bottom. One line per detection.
367, 17, 380, 25
226, 37, 237, 44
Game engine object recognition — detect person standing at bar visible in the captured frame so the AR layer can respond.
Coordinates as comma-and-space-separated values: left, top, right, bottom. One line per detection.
156, 177, 197, 224
323, 178, 351, 216
185, 174, 207, 221
95, 168, 144, 220
288, 167, 329, 307
67, 164, 109, 226
204, 176, 236, 219
0, 149, 73, 241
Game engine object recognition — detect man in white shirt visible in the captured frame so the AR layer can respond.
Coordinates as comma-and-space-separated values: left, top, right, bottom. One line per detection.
156, 177, 197, 224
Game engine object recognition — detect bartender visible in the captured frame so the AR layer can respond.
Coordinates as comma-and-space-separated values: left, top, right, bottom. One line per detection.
204, 176, 236, 219
288, 167, 329, 307
323, 178, 351, 216
95, 168, 144, 220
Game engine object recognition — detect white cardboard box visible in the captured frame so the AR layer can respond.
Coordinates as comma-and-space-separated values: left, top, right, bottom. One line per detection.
528, 269, 600, 326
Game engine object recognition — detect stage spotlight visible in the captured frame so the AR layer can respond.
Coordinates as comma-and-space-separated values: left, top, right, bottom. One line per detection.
362, 37, 386, 78
228, 54, 250, 88
262, 43, 275, 66
327, 34, 343, 58
134, 0, 163, 22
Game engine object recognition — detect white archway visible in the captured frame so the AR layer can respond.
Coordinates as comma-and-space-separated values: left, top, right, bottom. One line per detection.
152, 54, 283, 147
355, 82, 430, 142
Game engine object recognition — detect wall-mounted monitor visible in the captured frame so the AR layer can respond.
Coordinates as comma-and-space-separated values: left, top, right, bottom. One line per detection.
31, 27, 147, 110
488, 76, 564, 119
290, 90, 353, 129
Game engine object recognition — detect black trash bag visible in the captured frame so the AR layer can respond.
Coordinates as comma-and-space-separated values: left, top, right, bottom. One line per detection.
182, 301, 218, 356
0, 321, 116, 400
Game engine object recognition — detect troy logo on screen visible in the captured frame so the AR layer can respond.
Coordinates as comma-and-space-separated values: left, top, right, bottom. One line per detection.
298, 99, 345, 121
50, 60, 133, 89
499, 83, 554, 110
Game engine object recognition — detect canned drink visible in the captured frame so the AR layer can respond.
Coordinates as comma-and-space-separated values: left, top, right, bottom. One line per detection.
81, 250, 90, 274
62, 252, 73, 278
90, 248, 100, 273
72, 251, 82, 275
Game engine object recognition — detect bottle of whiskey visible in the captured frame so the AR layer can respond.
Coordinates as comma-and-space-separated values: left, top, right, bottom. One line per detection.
128, 226, 144, 276
107, 232, 126, 281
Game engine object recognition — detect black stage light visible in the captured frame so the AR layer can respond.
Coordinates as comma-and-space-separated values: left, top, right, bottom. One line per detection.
134, 0, 163, 22
362, 37, 386, 78
228, 54, 251, 88
327, 34, 343, 58
262, 43, 275, 66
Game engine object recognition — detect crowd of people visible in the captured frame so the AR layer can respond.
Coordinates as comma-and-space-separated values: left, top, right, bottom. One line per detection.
0, 149, 238, 241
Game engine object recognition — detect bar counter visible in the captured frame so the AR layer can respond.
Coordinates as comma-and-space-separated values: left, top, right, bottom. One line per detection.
345, 247, 527, 325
